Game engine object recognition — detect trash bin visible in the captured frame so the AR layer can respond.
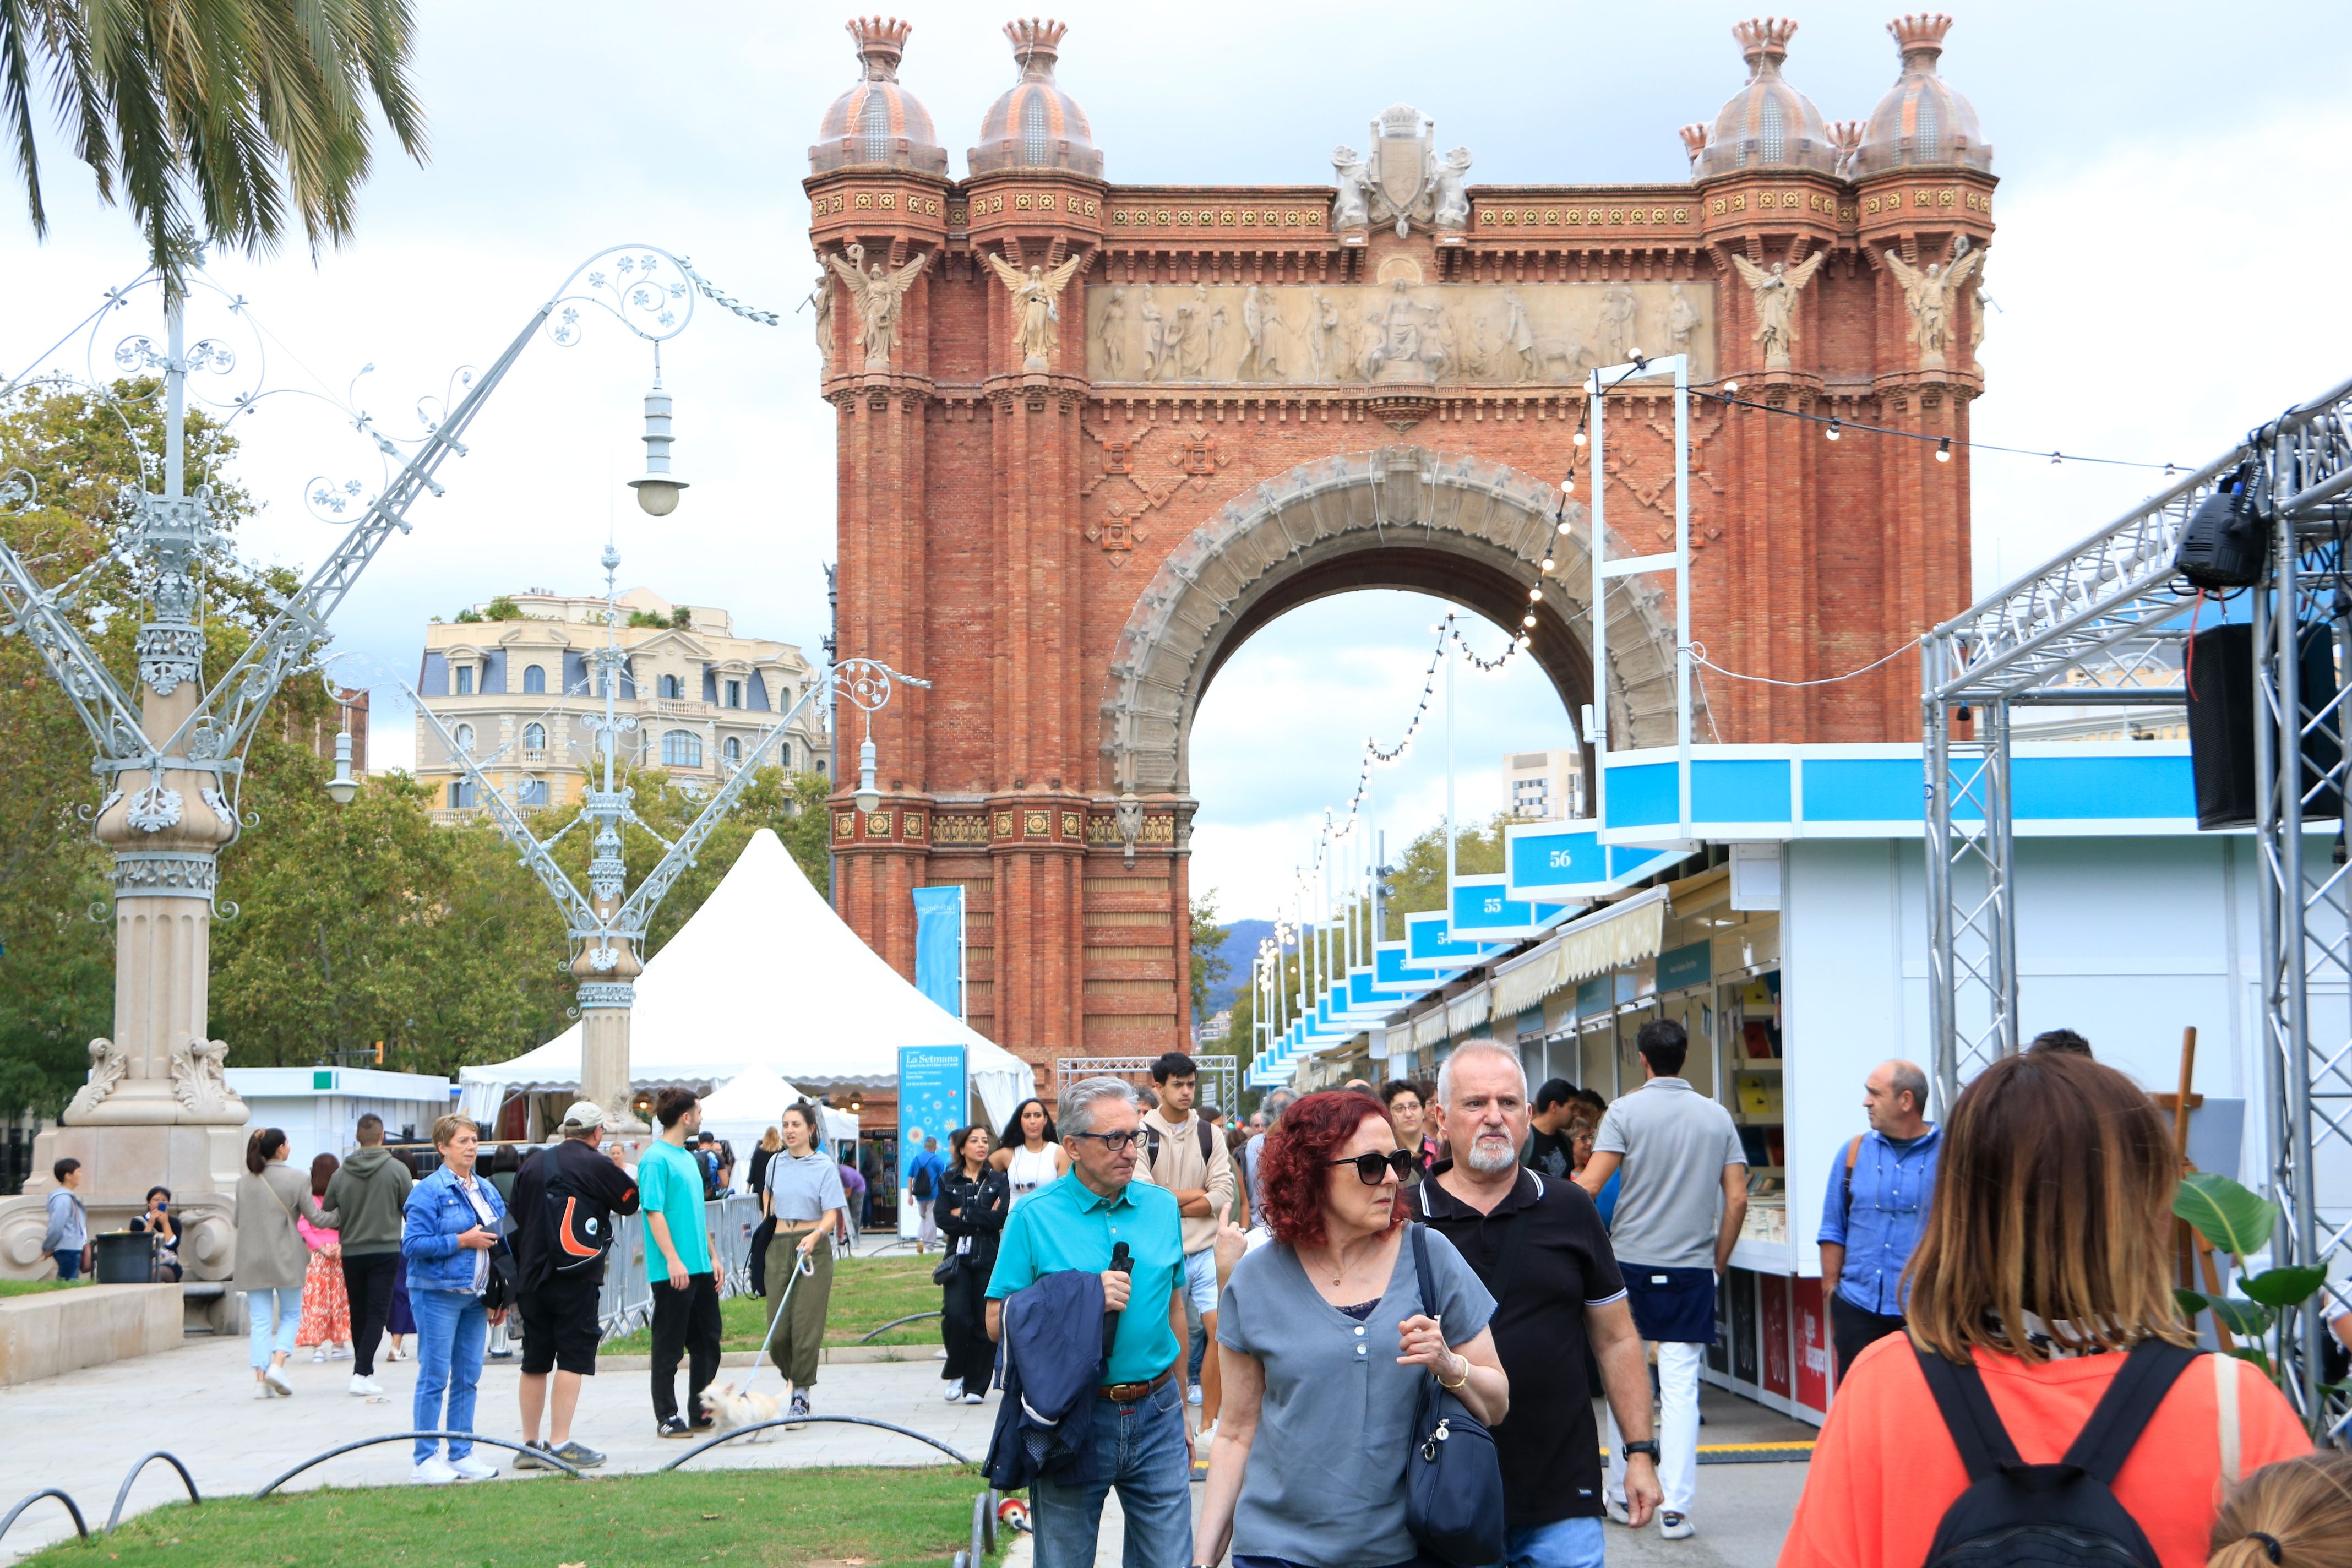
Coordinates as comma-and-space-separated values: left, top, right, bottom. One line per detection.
92, 1228, 156, 1284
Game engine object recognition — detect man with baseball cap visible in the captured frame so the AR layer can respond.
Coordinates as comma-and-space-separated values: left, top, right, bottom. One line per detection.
508, 1100, 641, 1469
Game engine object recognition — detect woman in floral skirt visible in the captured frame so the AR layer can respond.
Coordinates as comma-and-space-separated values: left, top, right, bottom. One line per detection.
297, 1153, 353, 1362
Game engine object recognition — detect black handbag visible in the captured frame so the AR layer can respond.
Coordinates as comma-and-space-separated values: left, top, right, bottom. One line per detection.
1403, 1223, 1507, 1568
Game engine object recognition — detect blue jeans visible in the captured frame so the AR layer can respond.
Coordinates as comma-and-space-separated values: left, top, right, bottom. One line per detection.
1032, 1373, 1193, 1568
411, 1288, 488, 1463
247, 1286, 302, 1368
1485, 1517, 1606, 1568
52, 1248, 83, 1282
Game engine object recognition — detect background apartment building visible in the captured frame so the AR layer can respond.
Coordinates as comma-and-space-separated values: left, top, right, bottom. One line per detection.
415, 586, 828, 818
1505, 747, 1585, 821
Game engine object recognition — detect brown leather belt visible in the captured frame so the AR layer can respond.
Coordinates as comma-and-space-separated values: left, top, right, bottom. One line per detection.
1098, 1365, 1175, 1403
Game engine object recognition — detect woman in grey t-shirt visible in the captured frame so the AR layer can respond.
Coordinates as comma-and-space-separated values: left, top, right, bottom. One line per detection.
1200, 1091, 1506, 1568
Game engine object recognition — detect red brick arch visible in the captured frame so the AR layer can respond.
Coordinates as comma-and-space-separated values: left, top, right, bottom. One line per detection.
1098, 445, 1692, 798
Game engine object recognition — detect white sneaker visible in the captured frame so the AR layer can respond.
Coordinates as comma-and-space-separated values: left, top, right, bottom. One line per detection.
264, 1363, 295, 1397
311, 1348, 328, 1363
1186, 1384, 1203, 1406
411, 1457, 458, 1486
1604, 1499, 1632, 1527
253, 1383, 273, 1400
945, 1386, 965, 1402
348, 1374, 383, 1397
329, 1345, 352, 1360
964, 1392, 985, 1405
447, 1454, 498, 1482
1659, 1513, 1694, 1541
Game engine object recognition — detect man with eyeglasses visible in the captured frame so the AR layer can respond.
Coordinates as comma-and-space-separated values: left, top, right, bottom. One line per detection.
987, 1076, 1192, 1568
1416, 1042, 1661, 1568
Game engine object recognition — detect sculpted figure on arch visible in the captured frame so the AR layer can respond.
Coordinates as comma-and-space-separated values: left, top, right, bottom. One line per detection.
826, 242, 930, 371
1883, 239, 1986, 369
986, 248, 1089, 369
1730, 248, 1827, 370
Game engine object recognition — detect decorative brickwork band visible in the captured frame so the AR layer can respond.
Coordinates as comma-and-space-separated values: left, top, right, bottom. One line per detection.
575, 981, 636, 1010
110, 851, 219, 899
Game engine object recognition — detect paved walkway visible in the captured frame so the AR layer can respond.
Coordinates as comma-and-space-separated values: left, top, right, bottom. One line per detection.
0, 1328, 1809, 1567
0, 1330, 993, 1561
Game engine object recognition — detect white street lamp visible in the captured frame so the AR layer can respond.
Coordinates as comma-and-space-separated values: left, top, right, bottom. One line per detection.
626, 346, 688, 518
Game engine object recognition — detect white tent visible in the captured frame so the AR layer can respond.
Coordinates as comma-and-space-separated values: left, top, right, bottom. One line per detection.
695, 1063, 859, 1194
460, 829, 1030, 1133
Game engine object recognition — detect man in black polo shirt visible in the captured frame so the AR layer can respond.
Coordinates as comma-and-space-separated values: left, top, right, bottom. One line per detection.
509, 1101, 641, 1471
1415, 1043, 1660, 1568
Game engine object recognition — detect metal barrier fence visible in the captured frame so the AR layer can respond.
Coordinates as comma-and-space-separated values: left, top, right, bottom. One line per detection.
596, 1194, 764, 1340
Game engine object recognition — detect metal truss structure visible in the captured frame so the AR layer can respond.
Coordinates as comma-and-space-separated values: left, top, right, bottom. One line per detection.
1925, 374, 2352, 1430
1054, 1056, 1240, 1129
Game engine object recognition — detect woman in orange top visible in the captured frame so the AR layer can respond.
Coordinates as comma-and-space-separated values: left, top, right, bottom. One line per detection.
1777, 1052, 2308, 1568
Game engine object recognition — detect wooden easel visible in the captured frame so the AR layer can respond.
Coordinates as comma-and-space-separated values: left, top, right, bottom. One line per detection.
2160, 1025, 2234, 1351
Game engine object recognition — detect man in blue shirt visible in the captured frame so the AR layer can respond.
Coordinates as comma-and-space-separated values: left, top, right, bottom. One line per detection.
908, 1137, 947, 1253
1816, 1059, 1940, 1379
987, 1076, 1190, 1568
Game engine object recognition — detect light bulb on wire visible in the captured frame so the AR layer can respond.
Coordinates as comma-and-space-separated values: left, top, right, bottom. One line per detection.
1825, 418, 1842, 442
1936, 437, 1952, 464
1572, 429, 1587, 448
1522, 612, 1537, 628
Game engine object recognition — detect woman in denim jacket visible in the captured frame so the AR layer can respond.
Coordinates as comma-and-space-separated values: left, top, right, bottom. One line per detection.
401, 1114, 510, 1485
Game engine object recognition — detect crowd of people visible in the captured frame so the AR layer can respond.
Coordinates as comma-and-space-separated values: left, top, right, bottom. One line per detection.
39, 1027, 2348, 1566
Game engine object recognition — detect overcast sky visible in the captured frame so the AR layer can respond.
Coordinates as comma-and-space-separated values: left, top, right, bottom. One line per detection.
6, 1, 2349, 924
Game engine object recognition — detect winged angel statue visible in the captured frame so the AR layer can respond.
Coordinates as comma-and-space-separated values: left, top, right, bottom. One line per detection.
1882, 239, 1985, 367
984, 249, 1088, 369
1729, 250, 1829, 370
825, 242, 930, 371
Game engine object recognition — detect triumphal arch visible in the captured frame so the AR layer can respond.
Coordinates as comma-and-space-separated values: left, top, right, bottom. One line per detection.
807, 14, 1996, 1078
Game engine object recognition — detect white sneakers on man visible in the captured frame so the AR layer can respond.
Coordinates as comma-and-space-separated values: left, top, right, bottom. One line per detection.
1659, 1513, 1695, 1540
348, 1374, 383, 1396
411, 1457, 458, 1485
447, 1455, 499, 1482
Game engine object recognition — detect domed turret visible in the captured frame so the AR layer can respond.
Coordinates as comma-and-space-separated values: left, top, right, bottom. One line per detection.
1692, 17, 1839, 179
810, 16, 949, 177
1852, 14, 1991, 177
968, 18, 1103, 179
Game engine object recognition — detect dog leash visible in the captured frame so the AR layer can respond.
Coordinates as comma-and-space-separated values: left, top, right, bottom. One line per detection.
735, 1243, 819, 1396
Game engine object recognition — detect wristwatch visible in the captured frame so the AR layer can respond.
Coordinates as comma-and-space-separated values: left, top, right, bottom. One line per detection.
1622, 1440, 1662, 1462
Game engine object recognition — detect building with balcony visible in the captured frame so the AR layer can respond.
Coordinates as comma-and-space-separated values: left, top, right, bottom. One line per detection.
415, 586, 828, 820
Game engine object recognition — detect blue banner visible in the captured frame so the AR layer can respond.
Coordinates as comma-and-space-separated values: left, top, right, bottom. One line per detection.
912, 884, 965, 1020
898, 1045, 966, 1238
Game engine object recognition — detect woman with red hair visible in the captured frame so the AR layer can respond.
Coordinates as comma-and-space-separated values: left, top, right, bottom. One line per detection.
1197, 1091, 1508, 1568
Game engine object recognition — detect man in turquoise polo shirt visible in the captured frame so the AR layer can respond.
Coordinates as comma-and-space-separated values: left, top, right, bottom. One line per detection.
987, 1076, 1191, 1568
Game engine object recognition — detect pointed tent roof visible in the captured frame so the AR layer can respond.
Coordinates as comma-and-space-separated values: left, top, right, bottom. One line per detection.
460, 829, 1030, 1130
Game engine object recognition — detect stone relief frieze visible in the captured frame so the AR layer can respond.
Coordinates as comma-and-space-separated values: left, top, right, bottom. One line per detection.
1084, 280, 1713, 386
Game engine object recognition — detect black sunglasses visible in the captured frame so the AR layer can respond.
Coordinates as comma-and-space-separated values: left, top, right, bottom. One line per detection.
1329, 1149, 1417, 1185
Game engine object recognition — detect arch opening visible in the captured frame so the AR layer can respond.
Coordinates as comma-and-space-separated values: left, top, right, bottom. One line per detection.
1099, 445, 1692, 799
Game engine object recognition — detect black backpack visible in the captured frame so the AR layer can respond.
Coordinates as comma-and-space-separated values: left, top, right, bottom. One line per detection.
1913, 1337, 2199, 1568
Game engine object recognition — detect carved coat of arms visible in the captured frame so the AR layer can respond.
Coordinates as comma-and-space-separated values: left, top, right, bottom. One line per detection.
1333, 105, 1472, 240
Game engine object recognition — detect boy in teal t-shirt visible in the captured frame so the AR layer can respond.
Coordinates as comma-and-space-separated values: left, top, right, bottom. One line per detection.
640, 1090, 721, 1437
638, 1139, 711, 1277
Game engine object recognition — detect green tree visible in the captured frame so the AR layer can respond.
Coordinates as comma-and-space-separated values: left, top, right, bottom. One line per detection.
1380, 811, 1510, 939
1189, 889, 1228, 1023
4, 0, 428, 297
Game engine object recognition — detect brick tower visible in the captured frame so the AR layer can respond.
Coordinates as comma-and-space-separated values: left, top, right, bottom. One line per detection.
809, 14, 1996, 1088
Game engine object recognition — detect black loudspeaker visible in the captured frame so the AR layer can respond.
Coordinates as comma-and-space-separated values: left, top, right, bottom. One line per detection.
2174, 464, 2270, 591
2187, 623, 2343, 829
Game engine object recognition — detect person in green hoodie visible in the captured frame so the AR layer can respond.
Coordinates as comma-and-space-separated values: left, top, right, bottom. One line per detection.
324, 1113, 416, 1396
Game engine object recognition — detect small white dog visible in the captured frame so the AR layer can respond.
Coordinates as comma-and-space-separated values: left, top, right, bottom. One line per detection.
699, 1382, 783, 1441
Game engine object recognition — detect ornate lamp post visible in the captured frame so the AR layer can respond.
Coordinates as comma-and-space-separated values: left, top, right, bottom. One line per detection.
0, 246, 774, 1278
364, 552, 926, 1135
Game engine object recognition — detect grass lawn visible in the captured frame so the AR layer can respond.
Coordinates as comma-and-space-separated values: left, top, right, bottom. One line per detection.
605, 1255, 944, 1356
0, 1278, 83, 1297
21, 1466, 1005, 1568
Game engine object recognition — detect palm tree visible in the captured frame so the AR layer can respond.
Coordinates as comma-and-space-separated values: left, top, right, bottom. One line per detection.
2, 0, 426, 299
